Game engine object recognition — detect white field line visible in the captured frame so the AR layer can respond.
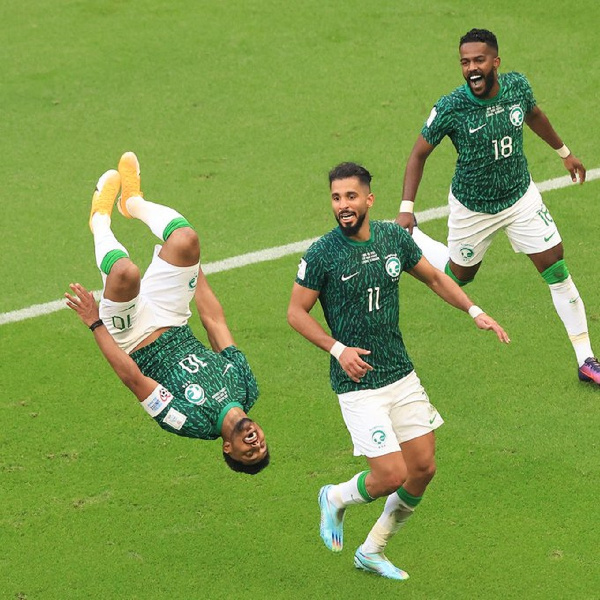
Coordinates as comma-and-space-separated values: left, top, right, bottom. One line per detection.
1, 168, 598, 327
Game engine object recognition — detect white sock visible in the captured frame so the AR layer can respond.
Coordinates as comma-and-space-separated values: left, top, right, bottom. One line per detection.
125, 196, 185, 241
412, 226, 449, 271
361, 493, 414, 554
328, 472, 372, 509
91, 214, 128, 275
549, 276, 594, 366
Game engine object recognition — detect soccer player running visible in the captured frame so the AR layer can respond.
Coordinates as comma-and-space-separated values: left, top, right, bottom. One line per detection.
287, 162, 509, 580
396, 28, 600, 385
65, 152, 269, 475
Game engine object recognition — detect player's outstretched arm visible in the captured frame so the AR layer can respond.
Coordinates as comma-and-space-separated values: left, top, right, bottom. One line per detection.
525, 106, 586, 183
65, 283, 159, 400
408, 258, 510, 344
194, 268, 235, 352
287, 283, 373, 383
396, 135, 436, 233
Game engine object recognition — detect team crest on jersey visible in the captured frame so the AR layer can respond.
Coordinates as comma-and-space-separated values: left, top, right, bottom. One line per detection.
371, 428, 387, 448
459, 244, 475, 262
185, 383, 206, 405
509, 105, 524, 127
385, 256, 401, 278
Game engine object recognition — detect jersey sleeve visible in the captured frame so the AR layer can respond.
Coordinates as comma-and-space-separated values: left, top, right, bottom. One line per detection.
516, 72, 536, 113
295, 242, 326, 291
421, 96, 454, 146
398, 226, 423, 271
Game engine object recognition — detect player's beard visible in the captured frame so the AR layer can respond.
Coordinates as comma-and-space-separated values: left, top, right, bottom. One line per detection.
234, 417, 253, 434
468, 69, 496, 98
337, 211, 366, 237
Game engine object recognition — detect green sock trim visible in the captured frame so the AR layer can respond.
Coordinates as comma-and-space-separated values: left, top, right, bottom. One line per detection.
100, 249, 128, 275
357, 471, 375, 502
162, 217, 193, 241
444, 262, 473, 287
397, 487, 422, 508
541, 259, 569, 285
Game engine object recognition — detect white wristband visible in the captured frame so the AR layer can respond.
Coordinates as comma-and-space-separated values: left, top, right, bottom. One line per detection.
468, 305, 485, 319
329, 341, 347, 360
556, 144, 571, 159
399, 200, 415, 214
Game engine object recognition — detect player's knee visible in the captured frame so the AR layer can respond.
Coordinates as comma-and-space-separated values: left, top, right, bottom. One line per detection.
110, 258, 140, 286
169, 227, 200, 263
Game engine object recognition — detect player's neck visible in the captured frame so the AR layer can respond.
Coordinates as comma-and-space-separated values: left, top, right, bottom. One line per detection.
350, 218, 371, 242
220, 406, 247, 438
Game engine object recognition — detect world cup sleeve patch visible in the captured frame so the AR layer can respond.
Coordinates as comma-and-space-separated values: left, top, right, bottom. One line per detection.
297, 258, 307, 280
162, 407, 187, 430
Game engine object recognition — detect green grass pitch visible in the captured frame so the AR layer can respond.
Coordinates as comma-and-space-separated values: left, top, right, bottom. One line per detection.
1, 1, 599, 598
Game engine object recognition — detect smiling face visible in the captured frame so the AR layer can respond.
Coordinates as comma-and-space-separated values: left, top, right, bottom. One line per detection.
223, 417, 268, 465
459, 41, 500, 99
330, 176, 374, 240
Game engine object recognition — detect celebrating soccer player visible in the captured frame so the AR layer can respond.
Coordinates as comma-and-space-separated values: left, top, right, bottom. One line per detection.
65, 152, 269, 474
396, 28, 600, 385
287, 162, 509, 580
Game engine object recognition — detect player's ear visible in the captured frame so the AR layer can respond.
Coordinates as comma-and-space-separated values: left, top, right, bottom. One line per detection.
494, 55, 500, 69
367, 193, 375, 208
222, 440, 232, 454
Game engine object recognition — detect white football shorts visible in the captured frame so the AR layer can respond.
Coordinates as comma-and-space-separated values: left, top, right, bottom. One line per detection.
99, 245, 200, 353
448, 179, 562, 266
337, 371, 444, 458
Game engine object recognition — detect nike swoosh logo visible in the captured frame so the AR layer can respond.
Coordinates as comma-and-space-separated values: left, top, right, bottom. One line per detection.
223, 364, 233, 375
544, 232, 556, 242
341, 272, 359, 282
429, 414, 437, 425
469, 124, 486, 133
569, 296, 580, 304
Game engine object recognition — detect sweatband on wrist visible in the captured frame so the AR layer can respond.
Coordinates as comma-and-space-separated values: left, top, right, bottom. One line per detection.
399, 200, 415, 214
141, 385, 174, 417
468, 305, 484, 319
329, 341, 347, 360
556, 144, 571, 159
89, 319, 105, 332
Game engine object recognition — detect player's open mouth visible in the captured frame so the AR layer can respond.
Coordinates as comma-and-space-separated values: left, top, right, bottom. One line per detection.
243, 430, 258, 444
469, 74, 484, 91
338, 211, 356, 224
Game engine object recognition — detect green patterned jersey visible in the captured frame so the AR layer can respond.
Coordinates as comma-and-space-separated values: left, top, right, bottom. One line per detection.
422, 72, 536, 214
296, 221, 422, 394
131, 325, 259, 440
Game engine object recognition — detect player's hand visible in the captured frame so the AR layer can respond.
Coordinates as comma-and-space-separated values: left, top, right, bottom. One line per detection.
65, 283, 101, 327
474, 313, 511, 344
563, 154, 586, 184
338, 347, 374, 383
395, 213, 416, 234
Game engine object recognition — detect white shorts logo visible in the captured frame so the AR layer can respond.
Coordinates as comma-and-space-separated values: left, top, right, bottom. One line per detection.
371, 429, 387, 448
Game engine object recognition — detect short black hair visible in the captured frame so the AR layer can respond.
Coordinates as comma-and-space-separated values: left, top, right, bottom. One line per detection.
223, 449, 270, 475
459, 29, 498, 53
328, 162, 372, 188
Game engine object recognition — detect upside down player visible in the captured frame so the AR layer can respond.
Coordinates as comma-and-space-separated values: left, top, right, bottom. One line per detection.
66, 152, 269, 474
396, 28, 600, 385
